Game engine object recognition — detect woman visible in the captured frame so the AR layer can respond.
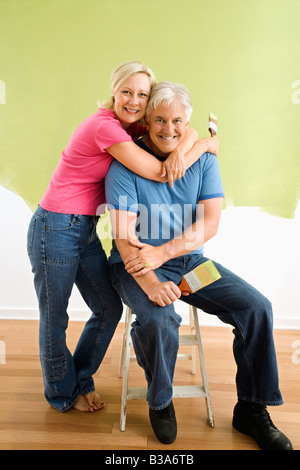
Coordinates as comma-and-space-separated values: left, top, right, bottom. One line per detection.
27, 60, 218, 413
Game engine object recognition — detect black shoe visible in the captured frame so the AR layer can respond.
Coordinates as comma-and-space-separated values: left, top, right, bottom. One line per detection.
233, 401, 293, 450
149, 402, 177, 444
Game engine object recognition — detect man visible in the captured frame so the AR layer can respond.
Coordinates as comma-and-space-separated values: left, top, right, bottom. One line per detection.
105, 81, 293, 450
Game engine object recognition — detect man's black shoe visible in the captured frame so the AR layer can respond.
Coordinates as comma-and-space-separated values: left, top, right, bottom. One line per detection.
149, 401, 177, 444
233, 401, 293, 450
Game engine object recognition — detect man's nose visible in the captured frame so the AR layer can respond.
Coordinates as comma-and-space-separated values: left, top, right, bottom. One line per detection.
164, 121, 174, 134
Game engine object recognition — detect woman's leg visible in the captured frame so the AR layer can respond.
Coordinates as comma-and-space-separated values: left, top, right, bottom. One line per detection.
27, 208, 82, 411
73, 223, 123, 398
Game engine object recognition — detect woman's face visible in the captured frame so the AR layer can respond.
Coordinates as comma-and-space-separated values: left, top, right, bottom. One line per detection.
113, 73, 151, 128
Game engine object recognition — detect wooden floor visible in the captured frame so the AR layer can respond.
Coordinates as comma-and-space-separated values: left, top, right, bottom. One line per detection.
0, 319, 299, 451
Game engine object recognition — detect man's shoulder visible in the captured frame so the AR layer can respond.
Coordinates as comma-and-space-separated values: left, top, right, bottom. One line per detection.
107, 158, 134, 178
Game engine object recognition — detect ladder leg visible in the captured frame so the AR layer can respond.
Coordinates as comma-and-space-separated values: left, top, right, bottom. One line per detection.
118, 306, 128, 378
189, 306, 196, 375
192, 306, 215, 427
120, 307, 132, 431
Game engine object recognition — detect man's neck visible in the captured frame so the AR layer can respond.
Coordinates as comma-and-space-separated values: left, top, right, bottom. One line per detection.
143, 136, 169, 161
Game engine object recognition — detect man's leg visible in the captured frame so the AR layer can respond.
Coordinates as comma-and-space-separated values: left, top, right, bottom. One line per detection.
180, 255, 292, 449
109, 262, 179, 443
110, 262, 181, 409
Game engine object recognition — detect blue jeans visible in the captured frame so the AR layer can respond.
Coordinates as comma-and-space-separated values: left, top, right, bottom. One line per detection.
109, 255, 283, 410
27, 206, 123, 411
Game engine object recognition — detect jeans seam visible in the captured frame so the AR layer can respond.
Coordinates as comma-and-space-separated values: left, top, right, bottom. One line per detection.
41, 217, 53, 358
77, 260, 108, 359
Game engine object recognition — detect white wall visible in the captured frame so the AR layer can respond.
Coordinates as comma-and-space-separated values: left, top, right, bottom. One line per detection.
0, 184, 299, 329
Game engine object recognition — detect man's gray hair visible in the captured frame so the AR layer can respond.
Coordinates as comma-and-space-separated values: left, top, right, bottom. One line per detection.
146, 81, 193, 122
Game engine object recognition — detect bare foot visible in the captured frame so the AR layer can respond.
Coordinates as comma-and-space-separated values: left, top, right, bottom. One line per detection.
72, 394, 97, 412
84, 391, 105, 411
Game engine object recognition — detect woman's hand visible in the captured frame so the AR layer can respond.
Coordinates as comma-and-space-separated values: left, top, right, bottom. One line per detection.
161, 148, 186, 187
124, 240, 167, 276
201, 136, 219, 156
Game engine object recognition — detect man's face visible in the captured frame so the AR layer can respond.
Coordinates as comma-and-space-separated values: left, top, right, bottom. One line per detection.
146, 102, 189, 157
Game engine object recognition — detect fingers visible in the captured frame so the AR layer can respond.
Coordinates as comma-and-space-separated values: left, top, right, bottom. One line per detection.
150, 282, 181, 307
162, 162, 186, 186
128, 239, 146, 248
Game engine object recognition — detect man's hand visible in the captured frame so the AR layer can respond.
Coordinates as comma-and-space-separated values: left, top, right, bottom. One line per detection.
147, 280, 182, 307
124, 240, 168, 276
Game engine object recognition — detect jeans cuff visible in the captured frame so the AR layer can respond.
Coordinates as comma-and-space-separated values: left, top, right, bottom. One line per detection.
148, 397, 173, 411
237, 393, 284, 407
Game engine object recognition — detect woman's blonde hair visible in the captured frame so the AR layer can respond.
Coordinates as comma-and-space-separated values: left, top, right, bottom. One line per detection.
99, 60, 157, 109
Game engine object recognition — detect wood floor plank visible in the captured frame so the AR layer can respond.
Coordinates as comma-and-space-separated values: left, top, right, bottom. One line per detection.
0, 319, 299, 450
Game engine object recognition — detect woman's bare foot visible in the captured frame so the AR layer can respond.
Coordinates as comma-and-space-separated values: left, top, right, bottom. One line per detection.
72, 394, 96, 412
84, 391, 105, 411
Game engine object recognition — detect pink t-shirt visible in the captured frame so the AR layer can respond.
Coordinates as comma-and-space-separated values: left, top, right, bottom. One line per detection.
40, 109, 145, 215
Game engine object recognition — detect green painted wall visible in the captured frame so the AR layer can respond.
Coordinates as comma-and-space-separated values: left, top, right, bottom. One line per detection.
1, 0, 300, 219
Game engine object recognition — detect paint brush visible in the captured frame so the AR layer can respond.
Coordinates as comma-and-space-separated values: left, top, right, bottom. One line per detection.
179, 259, 221, 294
208, 112, 218, 137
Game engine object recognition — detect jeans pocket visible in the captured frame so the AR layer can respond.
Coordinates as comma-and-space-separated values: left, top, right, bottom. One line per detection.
27, 216, 36, 254
44, 215, 79, 264
40, 354, 67, 382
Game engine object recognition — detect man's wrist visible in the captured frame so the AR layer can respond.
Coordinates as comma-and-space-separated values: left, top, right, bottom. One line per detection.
164, 241, 177, 262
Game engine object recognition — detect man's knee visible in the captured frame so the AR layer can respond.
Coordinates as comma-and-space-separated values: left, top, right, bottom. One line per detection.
134, 306, 181, 337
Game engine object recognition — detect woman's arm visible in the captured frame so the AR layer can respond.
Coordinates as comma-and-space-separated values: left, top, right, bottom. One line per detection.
106, 129, 198, 185
106, 140, 168, 182
106, 132, 219, 185
161, 127, 198, 186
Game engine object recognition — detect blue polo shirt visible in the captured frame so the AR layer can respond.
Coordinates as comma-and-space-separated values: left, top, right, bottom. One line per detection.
105, 138, 224, 264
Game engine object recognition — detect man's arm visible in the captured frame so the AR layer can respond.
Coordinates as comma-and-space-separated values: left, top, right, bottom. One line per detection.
124, 197, 223, 277
110, 209, 182, 307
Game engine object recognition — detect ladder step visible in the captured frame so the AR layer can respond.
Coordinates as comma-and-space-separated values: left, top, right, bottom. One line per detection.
128, 334, 198, 349
127, 385, 206, 400
179, 334, 198, 346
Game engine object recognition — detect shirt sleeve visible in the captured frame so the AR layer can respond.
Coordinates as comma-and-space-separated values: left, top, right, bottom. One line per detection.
105, 160, 139, 213
198, 153, 225, 201
96, 116, 133, 151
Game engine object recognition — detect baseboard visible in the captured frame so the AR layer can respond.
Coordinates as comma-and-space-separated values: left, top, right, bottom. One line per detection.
0, 307, 299, 330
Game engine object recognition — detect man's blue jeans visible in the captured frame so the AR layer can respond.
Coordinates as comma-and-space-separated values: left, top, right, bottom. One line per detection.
109, 255, 283, 410
27, 206, 123, 411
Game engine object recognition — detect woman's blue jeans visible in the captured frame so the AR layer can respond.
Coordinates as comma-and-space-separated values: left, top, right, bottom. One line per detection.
109, 255, 283, 411
27, 206, 123, 412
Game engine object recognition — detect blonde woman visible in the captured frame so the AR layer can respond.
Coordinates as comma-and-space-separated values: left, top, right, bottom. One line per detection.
27, 60, 218, 413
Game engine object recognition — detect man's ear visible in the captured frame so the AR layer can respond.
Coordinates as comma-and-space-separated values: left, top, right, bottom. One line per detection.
185, 120, 190, 128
